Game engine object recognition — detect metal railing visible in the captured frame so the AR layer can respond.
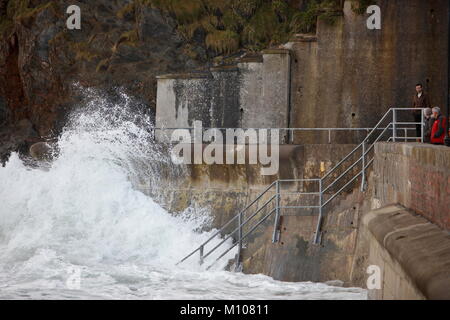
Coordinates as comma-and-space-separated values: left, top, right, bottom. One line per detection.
154, 126, 417, 144
176, 108, 425, 269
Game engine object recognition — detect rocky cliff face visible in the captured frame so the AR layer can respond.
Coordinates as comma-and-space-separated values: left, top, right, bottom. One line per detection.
0, 0, 210, 162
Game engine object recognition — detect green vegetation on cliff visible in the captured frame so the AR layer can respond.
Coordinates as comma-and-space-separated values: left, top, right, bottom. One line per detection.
0, 0, 58, 36
135, 0, 343, 54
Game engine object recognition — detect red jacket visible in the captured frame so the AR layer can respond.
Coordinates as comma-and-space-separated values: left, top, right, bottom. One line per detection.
430, 115, 447, 144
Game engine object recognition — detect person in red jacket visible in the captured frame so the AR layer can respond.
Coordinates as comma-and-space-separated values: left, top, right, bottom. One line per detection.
430, 107, 447, 145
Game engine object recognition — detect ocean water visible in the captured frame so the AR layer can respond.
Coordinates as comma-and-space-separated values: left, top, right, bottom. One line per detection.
0, 91, 367, 300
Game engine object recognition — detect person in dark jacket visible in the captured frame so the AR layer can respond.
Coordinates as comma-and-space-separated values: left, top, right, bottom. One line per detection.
430, 107, 447, 145
412, 83, 431, 139
423, 108, 435, 143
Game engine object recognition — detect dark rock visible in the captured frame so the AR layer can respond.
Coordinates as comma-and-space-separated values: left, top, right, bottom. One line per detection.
29, 142, 54, 162
0, 96, 7, 126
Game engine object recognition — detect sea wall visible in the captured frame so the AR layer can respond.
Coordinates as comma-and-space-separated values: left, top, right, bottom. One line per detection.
372, 143, 450, 231
151, 144, 356, 221
148, 142, 450, 295
354, 143, 450, 300
146, 143, 368, 284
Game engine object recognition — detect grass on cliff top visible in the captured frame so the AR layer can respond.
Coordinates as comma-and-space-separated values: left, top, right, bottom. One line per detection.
126, 0, 346, 54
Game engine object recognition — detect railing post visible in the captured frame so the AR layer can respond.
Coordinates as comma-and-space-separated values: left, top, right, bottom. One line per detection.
236, 210, 243, 267
272, 181, 281, 243
199, 245, 204, 265
392, 109, 397, 142
314, 179, 323, 244
361, 141, 366, 192
421, 109, 424, 143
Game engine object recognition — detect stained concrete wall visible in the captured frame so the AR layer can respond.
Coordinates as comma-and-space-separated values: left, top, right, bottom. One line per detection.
148, 138, 449, 296
350, 142, 450, 300
237, 59, 263, 129
155, 51, 291, 143
144, 143, 367, 284
155, 73, 213, 141
261, 49, 291, 130
372, 142, 450, 231
288, 0, 449, 144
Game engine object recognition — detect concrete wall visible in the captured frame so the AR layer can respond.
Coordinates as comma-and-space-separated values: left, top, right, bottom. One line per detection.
237, 59, 263, 129
288, 0, 449, 144
261, 49, 291, 130
349, 142, 450, 300
145, 143, 368, 284
156, 0, 448, 145
373, 143, 450, 231
362, 204, 450, 300
155, 51, 291, 143
155, 73, 212, 141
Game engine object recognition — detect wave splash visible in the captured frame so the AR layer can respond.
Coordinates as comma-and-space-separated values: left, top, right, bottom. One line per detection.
0, 88, 366, 300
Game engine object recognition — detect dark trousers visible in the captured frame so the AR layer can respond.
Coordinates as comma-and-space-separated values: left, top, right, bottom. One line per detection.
413, 112, 422, 139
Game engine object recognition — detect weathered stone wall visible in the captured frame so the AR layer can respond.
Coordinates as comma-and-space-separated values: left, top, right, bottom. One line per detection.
288, 0, 449, 144
372, 142, 450, 231
350, 142, 450, 300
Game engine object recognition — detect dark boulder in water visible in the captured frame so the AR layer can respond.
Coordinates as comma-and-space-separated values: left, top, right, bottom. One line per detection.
29, 142, 54, 162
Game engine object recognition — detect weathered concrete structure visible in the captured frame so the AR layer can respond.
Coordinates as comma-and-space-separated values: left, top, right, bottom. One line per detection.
156, 0, 449, 145
357, 143, 450, 300
156, 50, 291, 143
362, 205, 450, 300
152, 0, 450, 300
289, 0, 449, 143
372, 143, 450, 231
148, 142, 450, 299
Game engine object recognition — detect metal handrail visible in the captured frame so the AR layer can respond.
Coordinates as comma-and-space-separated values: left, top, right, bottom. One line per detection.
176, 180, 278, 266
312, 107, 424, 243
177, 179, 316, 268
202, 195, 276, 261
322, 122, 392, 194
206, 208, 277, 270
176, 107, 426, 267
155, 126, 417, 144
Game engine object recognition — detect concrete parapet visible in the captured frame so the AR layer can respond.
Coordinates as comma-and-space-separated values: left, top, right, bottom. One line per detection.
362, 204, 450, 300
